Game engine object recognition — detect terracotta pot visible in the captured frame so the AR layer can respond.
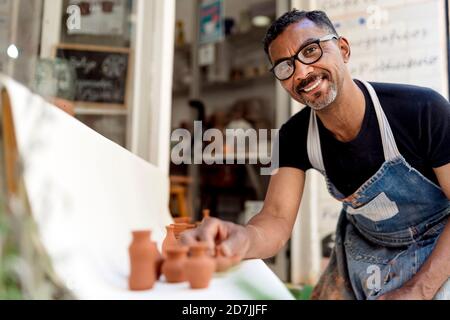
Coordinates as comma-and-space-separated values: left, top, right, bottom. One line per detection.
128, 230, 156, 291
151, 240, 163, 280
162, 225, 178, 257
174, 217, 191, 224
186, 242, 215, 289
172, 224, 186, 240
162, 246, 188, 283
173, 223, 195, 240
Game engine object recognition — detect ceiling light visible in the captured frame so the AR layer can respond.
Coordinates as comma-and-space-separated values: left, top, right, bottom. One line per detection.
252, 15, 271, 27
7, 44, 19, 59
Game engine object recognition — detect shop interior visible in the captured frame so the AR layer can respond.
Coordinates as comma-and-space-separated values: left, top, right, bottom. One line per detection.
1, 0, 448, 300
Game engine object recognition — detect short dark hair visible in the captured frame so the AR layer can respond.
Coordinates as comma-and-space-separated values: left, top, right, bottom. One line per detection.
263, 9, 338, 59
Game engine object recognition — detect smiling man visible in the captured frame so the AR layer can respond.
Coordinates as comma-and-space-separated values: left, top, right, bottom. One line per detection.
181, 10, 450, 300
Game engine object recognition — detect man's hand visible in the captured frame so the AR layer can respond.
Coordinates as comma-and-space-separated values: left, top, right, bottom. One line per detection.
377, 280, 431, 300
180, 167, 305, 260
180, 217, 251, 258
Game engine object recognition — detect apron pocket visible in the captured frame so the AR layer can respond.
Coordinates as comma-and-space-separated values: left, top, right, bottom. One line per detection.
346, 192, 399, 222
344, 228, 391, 265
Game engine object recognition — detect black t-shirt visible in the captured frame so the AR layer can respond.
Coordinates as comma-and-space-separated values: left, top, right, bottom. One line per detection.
278, 80, 450, 197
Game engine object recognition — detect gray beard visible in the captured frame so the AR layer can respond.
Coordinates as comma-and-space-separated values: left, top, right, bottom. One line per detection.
305, 82, 338, 111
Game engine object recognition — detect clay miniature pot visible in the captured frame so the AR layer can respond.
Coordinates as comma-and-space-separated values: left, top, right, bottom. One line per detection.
185, 242, 215, 289
162, 225, 178, 257
173, 223, 196, 240
128, 230, 156, 291
161, 246, 189, 283
151, 240, 163, 280
172, 223, 187, 240
174, 217, 191, 224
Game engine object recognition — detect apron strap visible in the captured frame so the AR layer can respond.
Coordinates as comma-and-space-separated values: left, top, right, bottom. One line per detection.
358, 80, 401, 161
307, 110, 326, 173
307, 79, 401, 173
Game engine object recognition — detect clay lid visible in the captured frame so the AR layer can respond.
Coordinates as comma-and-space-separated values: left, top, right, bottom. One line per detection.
172, 223, 196, 231
174, 217, 192, 224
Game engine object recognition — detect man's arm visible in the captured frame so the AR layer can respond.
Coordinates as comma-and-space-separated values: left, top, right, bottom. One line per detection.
180, 167, 305, 260
379, 163, 450, 300
244, 167, 305, 259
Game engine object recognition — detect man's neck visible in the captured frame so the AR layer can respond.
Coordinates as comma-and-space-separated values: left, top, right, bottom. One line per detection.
316, 78, 366, 143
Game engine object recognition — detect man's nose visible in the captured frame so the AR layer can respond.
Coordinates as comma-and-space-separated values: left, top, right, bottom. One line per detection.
293, 59, 314, 82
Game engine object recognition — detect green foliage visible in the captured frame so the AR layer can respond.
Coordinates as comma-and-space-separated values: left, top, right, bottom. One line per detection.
288, 285, 314, 300
0, 197, 23, 300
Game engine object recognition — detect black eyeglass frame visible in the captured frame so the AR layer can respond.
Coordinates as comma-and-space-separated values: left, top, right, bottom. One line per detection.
270, 34, 339, 81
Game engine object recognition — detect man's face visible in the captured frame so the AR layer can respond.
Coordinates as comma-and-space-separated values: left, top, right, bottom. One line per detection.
268, 19, 349, 111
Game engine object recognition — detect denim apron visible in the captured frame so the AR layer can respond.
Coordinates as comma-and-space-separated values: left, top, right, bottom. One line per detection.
309, 80, 450, 300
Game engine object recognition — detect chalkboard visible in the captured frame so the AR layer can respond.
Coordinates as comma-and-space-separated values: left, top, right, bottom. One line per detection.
55, 44, 130, 106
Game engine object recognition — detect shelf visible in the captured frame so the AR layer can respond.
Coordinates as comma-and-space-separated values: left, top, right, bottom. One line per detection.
173, 73, 274, 97
225, 27, 269, 48
74, 104, 129, 116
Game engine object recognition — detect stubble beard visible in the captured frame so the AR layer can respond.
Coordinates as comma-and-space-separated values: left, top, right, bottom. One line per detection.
305, 81, 338, 111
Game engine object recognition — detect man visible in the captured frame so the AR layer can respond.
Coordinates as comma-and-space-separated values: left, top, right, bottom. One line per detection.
181, 10, 450, 300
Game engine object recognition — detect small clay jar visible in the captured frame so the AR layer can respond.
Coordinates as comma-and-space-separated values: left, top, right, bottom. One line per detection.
173, 223, 194, 240
172, 224, 186, 240
162, 246, 189, 283
128, 230, 156, 291
185, 242, 215, 289
151, 240, 163, 280
162, 225, 178, 257
174, 217, 191, 224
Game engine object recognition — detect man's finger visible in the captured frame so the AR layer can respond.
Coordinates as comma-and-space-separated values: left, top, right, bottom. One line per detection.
220, 229, 247, 257
196, 218, 227, 253
179, 229, 199, 247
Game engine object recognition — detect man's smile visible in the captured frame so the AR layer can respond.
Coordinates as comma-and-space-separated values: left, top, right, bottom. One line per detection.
296, 73, 330, 97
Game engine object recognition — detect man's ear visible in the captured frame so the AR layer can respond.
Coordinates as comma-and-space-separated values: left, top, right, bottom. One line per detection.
339, 37, 351, 63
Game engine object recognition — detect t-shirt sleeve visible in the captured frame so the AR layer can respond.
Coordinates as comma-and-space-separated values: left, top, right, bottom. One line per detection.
276, 122, 312, 172
422, 90, 450, 168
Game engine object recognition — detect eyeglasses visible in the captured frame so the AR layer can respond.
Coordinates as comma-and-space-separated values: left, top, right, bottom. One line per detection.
270, 34, 339, 81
